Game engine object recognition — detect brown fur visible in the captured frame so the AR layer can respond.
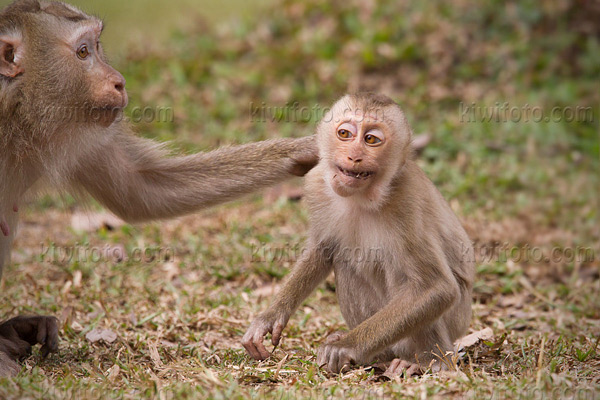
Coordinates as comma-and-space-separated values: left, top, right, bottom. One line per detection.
242, 94, 474, 375
0, 0, 317, 376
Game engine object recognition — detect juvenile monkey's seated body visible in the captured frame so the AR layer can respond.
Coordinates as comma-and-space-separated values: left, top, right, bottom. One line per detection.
243, 93, 475, 376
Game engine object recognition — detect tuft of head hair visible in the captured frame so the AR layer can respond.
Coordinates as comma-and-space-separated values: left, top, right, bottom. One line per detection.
350, 92, 398, 109
0, 0, 89, 34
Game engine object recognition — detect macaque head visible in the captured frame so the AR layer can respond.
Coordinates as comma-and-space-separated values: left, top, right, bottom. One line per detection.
316, 93, 412, 202
0, 0, 127, 127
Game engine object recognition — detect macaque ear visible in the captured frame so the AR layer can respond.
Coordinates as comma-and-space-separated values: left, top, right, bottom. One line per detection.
0, 35, 24, 78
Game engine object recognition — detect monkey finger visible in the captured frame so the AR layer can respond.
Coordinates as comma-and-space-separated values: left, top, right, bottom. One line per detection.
271, 323, 283, 347
253, 335, 271, 360
242, 334, 263, 360
394, 360, 412, 375
406, 364, 422, 377
1, 220, 9, 236
316, 347, 327, 368
398, 360, 411, 371
242, 340, 261, 360
328, 349, 340, 374
241, 340, 255, 359
388, 358, 401, 373
341, 352, 354, 373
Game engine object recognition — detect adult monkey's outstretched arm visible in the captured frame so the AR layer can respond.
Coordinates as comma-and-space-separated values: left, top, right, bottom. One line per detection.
73, 132, 317, 222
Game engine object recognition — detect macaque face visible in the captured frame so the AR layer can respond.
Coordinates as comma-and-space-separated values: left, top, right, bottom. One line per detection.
63, 21, 128, 125
316, 95, 410, 202
20, 16, 129, 127
329, 113, 389, 197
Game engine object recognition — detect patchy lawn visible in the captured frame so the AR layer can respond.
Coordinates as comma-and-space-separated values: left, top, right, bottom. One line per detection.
1, 0, 598, 398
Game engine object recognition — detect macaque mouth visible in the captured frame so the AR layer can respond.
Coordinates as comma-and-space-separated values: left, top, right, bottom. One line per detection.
337, 166, 374, 179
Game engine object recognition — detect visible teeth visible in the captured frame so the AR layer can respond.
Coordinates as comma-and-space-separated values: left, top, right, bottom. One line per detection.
338, 167, 372, 179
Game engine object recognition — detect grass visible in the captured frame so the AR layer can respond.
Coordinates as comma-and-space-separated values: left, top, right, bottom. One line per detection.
1, 0, 599, 398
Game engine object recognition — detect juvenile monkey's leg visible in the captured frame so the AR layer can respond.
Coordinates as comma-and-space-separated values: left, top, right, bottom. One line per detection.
317, 271, 460, 373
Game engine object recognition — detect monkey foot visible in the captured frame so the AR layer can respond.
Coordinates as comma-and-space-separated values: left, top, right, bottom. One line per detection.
382, 359, 422, 379
0, 315, 59, 366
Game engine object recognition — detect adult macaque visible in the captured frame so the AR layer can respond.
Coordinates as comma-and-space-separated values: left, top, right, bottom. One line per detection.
242, 93, 474, 376
0, 0, 317, 376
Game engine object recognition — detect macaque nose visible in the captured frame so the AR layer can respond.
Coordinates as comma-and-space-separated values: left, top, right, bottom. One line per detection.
348, 156, 363, 163
114, 75, 126, 93
109, 71, 128, 107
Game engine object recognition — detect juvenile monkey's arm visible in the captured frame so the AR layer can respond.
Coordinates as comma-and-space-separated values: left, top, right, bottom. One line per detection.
242, 244, 333, 360
73, 133, 318, 223
317, 258, 460, 373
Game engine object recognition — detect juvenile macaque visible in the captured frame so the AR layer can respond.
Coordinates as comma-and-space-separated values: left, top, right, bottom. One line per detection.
243, 93, 474, 376
0, 0, 317, 375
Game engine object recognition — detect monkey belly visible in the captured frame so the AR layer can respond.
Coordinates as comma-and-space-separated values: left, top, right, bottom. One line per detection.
333, 262, 390, 329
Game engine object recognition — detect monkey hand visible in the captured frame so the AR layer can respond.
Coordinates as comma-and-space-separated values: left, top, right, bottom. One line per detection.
0, 316, 59, 359
316, 340, 360, 374
289, 135, 319, 177
242, 311, 289, 360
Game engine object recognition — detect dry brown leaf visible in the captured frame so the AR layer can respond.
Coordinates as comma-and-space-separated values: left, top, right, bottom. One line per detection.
71, 211, 124, 232
149, 343, 163, 368
106, 364, 120, 382
454, 327, 494, 349
86, 328, 118, 343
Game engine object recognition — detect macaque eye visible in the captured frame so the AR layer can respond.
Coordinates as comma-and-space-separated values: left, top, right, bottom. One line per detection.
337, 129, 353, 140
364, 135, 381, 145
336, 122, 356, 141
364, 130, 385, 146
76, 45, 89, 59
